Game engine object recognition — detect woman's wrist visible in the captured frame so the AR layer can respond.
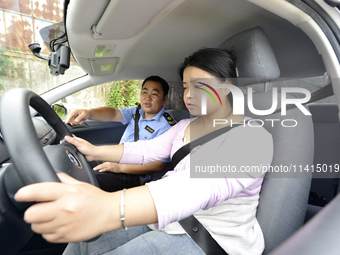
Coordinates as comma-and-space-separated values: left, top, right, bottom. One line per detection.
90, 145, 103, 162
118, 164, 125, 174
102, 191, 124, 233
87, 109, 92, 120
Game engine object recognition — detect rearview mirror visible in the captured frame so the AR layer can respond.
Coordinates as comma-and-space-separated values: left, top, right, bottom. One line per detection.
52, 104, 67, 119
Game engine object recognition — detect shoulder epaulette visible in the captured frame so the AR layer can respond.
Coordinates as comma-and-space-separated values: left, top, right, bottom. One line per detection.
163, 112, 177, 126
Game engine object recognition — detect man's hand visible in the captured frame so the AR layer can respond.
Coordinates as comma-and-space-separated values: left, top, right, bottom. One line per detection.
14, 173, 119, 243
93, 162, 123, 173
65, 109, 90, 126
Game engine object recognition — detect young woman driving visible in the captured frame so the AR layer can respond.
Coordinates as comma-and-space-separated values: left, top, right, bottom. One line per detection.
15, 48, 273, 255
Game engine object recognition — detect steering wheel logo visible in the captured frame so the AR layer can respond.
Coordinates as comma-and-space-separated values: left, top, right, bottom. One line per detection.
66, 149, 82, 168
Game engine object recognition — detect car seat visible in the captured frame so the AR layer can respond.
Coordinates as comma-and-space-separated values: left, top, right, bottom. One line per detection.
219, 27, 314, 254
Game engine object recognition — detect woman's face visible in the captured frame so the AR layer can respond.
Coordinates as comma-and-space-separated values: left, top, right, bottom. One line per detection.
183, 66, 228, 116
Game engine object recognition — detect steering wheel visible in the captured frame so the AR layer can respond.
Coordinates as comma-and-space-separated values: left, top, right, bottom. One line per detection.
1, 88, 98, 185
0, 88, 98, 254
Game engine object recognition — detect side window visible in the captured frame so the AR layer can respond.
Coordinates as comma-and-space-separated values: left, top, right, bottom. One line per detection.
55, 80, 142, 113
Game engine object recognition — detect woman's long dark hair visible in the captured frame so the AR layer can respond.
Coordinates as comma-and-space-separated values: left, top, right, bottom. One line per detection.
178, 48, 237, 83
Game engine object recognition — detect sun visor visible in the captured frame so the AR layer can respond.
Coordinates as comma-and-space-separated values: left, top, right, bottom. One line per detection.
91, 0, 178, 39
90, 57, 119, 75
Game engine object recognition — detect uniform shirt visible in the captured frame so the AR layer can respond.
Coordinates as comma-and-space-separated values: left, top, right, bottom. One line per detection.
119, 106, 176, 162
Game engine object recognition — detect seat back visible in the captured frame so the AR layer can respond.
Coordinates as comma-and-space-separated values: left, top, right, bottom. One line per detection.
219, 27, 313, 254
166, 109, 190, 122
254, 103, 313, 254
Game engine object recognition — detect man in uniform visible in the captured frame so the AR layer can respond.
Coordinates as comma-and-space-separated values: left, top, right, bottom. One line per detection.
66, 75, 176, 191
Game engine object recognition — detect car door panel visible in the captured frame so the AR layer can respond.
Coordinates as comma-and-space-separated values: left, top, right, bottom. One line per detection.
305, 103, 340, 222
68, 120, 127, 145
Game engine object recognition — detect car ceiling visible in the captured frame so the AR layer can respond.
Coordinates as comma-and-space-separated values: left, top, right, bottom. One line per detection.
66, 0, 326, 84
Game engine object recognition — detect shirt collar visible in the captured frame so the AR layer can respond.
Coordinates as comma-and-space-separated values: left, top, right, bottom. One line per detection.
140, 107, 165, 121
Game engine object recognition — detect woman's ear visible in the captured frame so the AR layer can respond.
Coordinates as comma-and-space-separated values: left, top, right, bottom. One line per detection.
217, 80, 231, 97
223, 88, 231, 97
214, 87, 230, 101
223, 79, 233, 96
224, 78, 233, 85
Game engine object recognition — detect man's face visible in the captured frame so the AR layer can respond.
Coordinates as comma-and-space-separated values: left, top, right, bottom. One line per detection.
140, 81, 168, 117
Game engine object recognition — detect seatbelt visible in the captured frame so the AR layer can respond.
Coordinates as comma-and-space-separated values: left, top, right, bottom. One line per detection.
172, 124, 236, 169
179, 215, 227, 255
174, 124, 239, 255
174, 82, 334, 255
306, 82, 333, 104
134, 103, 141, 142
273, 82, 334, 114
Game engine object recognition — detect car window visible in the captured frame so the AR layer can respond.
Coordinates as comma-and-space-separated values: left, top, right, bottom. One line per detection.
56, 80, 142, 112
0, 0, 86, 97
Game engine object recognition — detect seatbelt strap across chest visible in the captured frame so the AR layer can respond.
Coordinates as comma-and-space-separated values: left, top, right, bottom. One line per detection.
134, 103, 141, 142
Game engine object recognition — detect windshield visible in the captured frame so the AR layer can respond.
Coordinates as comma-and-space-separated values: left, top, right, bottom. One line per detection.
0, 0, 86, 97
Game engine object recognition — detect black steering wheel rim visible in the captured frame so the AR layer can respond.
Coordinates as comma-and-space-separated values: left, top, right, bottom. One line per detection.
0, 88, 98, 186
0, 88, 99, 255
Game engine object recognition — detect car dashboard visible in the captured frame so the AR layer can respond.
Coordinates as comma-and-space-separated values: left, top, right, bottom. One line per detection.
0, 116, 57, 166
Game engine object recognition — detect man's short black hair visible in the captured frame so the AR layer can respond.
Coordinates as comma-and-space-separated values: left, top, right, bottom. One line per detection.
142, 75, 169, 98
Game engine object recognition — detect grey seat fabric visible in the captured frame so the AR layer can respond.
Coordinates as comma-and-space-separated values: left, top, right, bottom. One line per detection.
268, 192, 340, 255
219, 26, 280, 86
219, 27, 313, 254
255, 107, 313, 254
166, 109, 190, 122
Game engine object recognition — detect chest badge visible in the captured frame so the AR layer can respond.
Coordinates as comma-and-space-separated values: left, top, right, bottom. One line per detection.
145, 125, 155, 133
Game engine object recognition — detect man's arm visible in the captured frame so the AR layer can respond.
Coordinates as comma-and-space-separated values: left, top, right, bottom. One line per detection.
66, 107, 124, 126
93, 161, 167, 174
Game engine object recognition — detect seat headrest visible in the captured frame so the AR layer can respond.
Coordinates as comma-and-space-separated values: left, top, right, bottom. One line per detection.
219, 27, 280, 86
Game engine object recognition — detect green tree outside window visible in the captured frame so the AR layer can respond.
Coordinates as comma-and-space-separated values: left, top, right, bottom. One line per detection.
106, 80, 141, 108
